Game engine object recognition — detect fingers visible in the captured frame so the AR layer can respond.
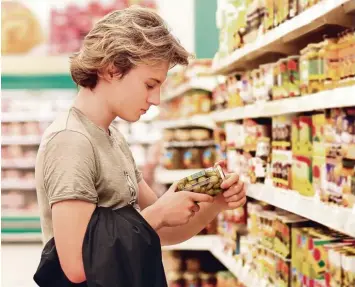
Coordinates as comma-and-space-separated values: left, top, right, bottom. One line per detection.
221, 173, 239, 189
190, 202, 200, 213
167, 182, 178, 193
225, 189, 246, 202
214, 160, 227, 169
188, 192, 214, 203
223, 180, 244, 198
227, 196, 247, 209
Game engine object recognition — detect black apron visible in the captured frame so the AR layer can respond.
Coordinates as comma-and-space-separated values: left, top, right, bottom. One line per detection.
33, 205, 167, 287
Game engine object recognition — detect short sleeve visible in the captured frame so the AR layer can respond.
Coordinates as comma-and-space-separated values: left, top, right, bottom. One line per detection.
43, 130, 98, 207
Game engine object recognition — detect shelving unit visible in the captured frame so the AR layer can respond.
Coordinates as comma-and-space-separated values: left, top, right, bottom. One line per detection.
212, 0, 355, 74
155, 169, 355, 237
156, 114, 215, 130
162, 77, 219, 102
211, 85, 355, 122
247, 184, 355, 237
162, 235, 266, 286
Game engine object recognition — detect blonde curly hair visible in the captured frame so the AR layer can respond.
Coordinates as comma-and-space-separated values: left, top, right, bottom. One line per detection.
70, 6, 190, 89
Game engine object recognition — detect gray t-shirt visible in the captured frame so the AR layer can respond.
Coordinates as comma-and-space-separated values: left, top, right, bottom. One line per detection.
35, 107, 142, 244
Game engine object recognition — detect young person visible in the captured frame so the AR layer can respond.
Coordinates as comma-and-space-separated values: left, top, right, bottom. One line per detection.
35, 6, 246, 284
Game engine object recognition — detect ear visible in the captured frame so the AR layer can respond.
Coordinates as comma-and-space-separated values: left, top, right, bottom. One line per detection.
98, 64, 122, 82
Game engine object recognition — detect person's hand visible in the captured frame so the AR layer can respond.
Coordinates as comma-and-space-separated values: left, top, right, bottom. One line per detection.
214, 161, 246, 210
155, 182, 214, 227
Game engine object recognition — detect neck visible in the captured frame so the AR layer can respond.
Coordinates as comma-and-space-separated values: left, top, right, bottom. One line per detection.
73, 88, 115, 132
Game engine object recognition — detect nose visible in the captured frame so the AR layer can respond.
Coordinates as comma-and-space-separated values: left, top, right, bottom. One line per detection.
147, 89, 161, 106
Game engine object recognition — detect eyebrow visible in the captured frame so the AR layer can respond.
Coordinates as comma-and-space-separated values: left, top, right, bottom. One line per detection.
149, 78, 162, 84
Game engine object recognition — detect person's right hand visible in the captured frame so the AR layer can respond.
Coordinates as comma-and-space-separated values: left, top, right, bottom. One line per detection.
155, 182, 214, 227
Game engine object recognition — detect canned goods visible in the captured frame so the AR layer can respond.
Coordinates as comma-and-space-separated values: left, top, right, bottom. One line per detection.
176, 165, 226, 196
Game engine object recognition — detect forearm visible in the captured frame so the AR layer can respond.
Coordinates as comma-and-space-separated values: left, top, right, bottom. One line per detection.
157, 202, 223, 246
140, 203, 164, 231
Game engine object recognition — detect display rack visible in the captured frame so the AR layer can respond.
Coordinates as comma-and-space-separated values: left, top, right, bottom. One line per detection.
156, 114, 216, 130
162, 77, 219, 102
162, 235, 267, 286
212, 0, 355, 74
211, 85, 355, 122
155, 169, 355, 237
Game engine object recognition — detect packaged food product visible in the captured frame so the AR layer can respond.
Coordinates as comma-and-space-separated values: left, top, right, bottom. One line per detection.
342, 250, 355, 287
166, 271, 184, 287
325, 157, 343, 205
183, 272, 199, 287
313, 156, 326, 201
185, 258, 201, 273
260, 63, 274, 101
190, 129, 211, 141
341, 158, 355, 208
202, 147, 216, 168
176, 165, 226, 196
286, 56, 300, 97
174, 129, 191, 142
183, 148, 202, 169
163, 148, 182, 170
324, 37, 339, 90
163, 130, 175, 142
226, 74, 244, 108
200, 273, 217, 287
264, 0, 274, 31
272, 150, 292, 189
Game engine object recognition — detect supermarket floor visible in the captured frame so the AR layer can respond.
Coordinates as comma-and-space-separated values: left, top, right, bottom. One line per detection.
2, 243, 42, 287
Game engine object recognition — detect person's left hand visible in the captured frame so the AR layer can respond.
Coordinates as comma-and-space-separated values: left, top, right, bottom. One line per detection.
214, 162, 246, 210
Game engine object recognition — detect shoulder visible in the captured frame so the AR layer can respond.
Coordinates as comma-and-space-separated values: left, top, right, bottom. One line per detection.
39, 110, 94, 154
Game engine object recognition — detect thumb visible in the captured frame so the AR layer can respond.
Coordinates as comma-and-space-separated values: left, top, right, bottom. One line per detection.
167, 182, 178, 193
188, 192, 214, 203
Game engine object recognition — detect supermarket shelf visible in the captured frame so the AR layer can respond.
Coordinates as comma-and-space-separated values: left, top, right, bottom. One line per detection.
2, 160, 36, 169
2, 113, 56, 123
162, 235, 219, 251
247, 184, 355, 237
162, 234, 265, 286
2, 55, 70, 75
1, 180, 36, 191
211, 86, 355, 122
163, 77, 218, 102
1, 233, 42, 243
164, 140, 215, 148
212, 0, 355, 75
156, 114, 215, 130
2, 136, 42, 146
155, 168, 203, 184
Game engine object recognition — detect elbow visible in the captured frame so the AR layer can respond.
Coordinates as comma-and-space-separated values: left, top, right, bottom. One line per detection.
63, 266, 86, 284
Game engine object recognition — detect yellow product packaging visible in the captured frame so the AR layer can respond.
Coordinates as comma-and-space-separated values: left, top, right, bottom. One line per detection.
274, 214, 309, 258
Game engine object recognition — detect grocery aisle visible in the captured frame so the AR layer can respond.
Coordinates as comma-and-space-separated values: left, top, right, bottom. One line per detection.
1, 244, 42, 287
2, 0, 355, 286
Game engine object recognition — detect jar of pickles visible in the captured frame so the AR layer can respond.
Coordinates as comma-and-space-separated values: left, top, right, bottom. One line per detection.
176, 165, 225, 196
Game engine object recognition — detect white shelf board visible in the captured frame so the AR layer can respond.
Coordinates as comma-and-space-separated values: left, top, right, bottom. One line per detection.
212, 0, 355, 75
162, 235, 219, 251
155, 168, 203, 184
2, 55, 70, 75
1, 180, 36, 191
247, 184, 355, 237
2, 160, 36, 169
156, 114, 216, 130
2, 113, 56, 123
2, 211, 40, 218
164, 140, 215, 148
1, 233, 43, 243
211, 86, 355, 122
163, 78, 218, 102
2, 136, 42, 146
